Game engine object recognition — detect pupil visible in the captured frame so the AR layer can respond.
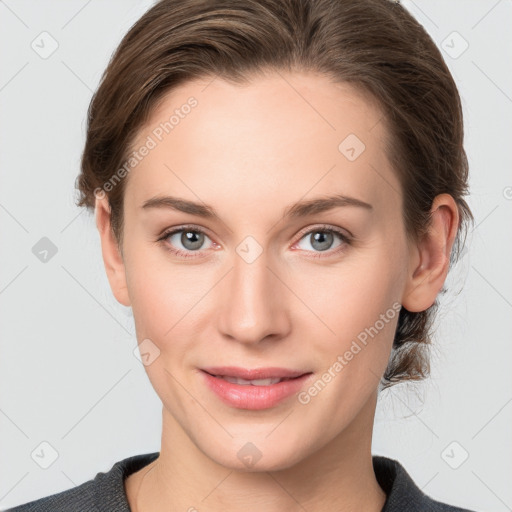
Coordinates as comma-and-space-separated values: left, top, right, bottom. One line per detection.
312, 231, 333, 251
182, 231, 203, 250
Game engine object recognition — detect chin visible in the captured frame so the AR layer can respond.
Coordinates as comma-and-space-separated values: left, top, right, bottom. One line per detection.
198, 430, 315, 473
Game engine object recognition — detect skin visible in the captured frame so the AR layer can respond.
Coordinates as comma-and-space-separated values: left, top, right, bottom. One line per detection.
95, 70, 459, 512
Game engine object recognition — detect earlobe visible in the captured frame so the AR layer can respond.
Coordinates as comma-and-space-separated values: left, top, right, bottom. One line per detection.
95, 196, 131, 307
402, 194, 459, 313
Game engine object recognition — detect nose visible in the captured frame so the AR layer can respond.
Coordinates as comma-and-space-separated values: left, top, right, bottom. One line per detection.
216, 246, 291, 346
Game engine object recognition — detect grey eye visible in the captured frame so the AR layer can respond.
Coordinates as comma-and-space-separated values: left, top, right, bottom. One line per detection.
167, 230, 210, 251
296, 230, 343, 252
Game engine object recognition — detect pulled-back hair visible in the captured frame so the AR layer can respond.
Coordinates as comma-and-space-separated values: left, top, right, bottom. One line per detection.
75, 0, 473, 388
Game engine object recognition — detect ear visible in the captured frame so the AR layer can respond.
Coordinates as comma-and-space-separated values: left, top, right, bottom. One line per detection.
95, 195, 131, 307
402, 193, 460, 313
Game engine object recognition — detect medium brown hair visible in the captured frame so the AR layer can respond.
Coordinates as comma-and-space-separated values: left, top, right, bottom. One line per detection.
75, 0, 473, 389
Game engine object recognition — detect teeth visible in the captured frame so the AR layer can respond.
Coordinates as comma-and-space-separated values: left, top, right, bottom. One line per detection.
221, 376, 282, 386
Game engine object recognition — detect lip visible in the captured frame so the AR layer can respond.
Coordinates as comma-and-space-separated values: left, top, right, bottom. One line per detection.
201, 366, 308, 380
200, 367, 313, 410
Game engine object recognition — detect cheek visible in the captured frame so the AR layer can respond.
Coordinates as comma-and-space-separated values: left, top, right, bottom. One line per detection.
123, 245, 180, 338
298, 253, 400, 333
125, 224, 405, 353
294, 246, 403, 384
125, 248, 217, 355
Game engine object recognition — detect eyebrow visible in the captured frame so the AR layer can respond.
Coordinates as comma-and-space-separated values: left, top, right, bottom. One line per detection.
141, 194, 373, 219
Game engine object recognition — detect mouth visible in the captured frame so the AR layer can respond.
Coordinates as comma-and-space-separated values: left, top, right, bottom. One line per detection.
199, 366, 314, 410
204, 374, 298, 386
201, 366, 310, 383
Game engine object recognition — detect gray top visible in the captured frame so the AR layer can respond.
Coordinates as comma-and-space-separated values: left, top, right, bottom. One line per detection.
6, 452, 477, 511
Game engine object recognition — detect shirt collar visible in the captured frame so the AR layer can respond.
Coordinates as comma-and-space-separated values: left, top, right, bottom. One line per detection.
97, 452, 438, 512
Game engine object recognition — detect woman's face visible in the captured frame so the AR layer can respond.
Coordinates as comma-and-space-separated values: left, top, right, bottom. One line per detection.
100, 71, 421, 470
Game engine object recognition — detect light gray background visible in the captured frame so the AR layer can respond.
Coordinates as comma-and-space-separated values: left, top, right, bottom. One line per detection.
0, 0, 511, 510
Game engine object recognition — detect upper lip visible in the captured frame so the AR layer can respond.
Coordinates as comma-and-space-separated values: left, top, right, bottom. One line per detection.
201, 366, 310, 380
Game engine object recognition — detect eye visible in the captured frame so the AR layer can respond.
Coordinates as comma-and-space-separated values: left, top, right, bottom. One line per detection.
158, 224, 351, 260
292, 225, 351, 257
158, 225, 216, 259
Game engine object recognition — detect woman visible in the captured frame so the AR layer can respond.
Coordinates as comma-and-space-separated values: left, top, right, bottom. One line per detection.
8, 0, 477, 510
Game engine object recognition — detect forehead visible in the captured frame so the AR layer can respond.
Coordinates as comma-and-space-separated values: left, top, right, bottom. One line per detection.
124, 71, 400, 216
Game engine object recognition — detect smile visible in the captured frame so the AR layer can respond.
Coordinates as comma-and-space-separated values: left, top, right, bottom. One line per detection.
200, 367, 313, 410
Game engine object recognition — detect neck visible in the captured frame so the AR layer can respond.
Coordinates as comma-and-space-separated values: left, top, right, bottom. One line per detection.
127, 390, 386, 512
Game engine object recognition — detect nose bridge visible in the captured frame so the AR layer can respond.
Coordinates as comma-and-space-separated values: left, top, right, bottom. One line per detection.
217, 240, 289, 343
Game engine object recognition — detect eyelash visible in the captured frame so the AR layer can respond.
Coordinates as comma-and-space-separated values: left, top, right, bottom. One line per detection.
157, 224, 352, 260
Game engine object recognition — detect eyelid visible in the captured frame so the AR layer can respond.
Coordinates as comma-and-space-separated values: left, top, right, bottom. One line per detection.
157, 223, 352, 258
157, 224, 217, 259
158, 223, 351, 242
294, 223, 352, 242
157, 223, 211, 240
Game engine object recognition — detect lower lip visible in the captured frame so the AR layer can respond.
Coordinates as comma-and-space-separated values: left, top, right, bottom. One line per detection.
200, 371, 312, 410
